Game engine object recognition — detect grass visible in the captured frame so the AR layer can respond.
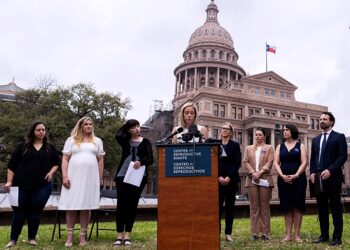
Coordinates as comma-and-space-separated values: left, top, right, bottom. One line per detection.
0, 215, 349, 249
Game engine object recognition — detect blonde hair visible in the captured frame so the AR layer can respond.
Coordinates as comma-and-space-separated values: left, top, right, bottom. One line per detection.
71, 116, 96, 146
179, 102, 197, 128
221, 122, 234, 139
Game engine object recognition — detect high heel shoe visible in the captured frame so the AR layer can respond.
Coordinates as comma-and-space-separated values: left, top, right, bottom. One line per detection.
65, 228, 74, 247
79, 228, 87, 246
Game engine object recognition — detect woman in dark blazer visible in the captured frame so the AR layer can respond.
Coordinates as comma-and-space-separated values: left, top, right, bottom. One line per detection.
114, 119, 153, 247
218, 122, 241, 242
243, 128, 274, 240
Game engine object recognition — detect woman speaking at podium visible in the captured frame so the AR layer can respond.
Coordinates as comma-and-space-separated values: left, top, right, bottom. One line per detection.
171, 102, 208, 144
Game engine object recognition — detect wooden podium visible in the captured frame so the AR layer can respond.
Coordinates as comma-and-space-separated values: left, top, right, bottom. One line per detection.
157, 143, 220, 250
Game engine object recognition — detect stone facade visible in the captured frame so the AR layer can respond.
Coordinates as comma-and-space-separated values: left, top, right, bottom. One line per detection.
171, 1, 349, 199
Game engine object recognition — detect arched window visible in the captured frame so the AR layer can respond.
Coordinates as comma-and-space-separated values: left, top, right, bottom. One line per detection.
219, 51, 224, 60
209, 77, 215, 87
194, 51, 198, 60
202, 50, 207, 59
211, 49, 215, 58
200, 77, 205, 86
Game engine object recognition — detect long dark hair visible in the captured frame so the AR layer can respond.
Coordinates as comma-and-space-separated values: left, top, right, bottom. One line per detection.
116, 119, 140, 140
23, 121, 50, 155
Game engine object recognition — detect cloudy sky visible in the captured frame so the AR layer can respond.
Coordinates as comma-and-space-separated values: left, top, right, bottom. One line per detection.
1, 0, 349, 135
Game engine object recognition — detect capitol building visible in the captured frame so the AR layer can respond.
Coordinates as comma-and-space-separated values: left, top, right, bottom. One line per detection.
164, 0, 349, 198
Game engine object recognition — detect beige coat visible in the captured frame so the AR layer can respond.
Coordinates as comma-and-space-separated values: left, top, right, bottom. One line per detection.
243, 144, 274, 187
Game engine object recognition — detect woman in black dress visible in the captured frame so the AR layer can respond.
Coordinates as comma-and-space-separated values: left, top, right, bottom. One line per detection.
274, 124, 307, 243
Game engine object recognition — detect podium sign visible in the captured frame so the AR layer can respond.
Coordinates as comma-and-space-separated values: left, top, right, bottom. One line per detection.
157, 143, 220, 250
165, 145, 211, 177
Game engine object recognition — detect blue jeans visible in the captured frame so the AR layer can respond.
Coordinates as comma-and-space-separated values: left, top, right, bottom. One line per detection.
10, 182, 52, 241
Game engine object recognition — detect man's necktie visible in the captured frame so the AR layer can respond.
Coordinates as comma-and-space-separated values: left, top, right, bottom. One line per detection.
319, 133, 327, 169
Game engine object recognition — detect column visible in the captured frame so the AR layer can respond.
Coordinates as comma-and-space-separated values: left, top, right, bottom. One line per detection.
270, 129, 275, 148
178, 73, 182, 92
216, 67, 220, 88
227, 70, 230, 83
194, 68, 197, 89
303, 136, 308, 148
205, 67, 209, 87
184, 69, 188, 91
242, 130, 248, 148
175, 79, 179, 95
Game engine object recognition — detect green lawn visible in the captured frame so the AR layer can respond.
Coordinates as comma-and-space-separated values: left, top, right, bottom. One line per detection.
0, 215, 349, 249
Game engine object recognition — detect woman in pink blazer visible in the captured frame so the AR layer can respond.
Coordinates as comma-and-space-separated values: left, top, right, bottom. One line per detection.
243, 128, 274, 240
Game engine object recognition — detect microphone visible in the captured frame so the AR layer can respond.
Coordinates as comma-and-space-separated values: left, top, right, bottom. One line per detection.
161, 127, 184, 142
181, 125, 202, 143
188, 125, 201, 137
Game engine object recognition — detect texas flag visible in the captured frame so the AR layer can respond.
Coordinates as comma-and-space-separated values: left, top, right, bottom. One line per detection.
266, 44, 276, 54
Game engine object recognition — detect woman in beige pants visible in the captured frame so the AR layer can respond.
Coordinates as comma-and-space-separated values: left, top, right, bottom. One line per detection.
243, 128, 274, 240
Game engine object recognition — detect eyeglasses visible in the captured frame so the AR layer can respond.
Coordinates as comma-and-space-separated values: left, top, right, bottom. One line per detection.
221, 127, 232, 131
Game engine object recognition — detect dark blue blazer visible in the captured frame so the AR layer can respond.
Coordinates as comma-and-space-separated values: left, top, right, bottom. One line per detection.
310, 130, 347, 182
218, 140, 242, 183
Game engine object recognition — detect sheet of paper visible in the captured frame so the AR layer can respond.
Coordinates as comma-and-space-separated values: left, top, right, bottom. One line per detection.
252, 178, 269, 187
9, 186, 19, 206
123, 161, 145, 187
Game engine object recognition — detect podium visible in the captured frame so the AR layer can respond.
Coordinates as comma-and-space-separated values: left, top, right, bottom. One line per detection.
157, 143, 220, 250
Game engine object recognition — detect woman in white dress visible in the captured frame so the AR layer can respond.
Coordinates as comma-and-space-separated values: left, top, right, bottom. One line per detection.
58, 117, 105, 247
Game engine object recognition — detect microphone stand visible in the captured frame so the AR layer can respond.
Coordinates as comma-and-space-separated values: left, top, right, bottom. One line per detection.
191, 132, 202, 172
192, 134, 196, 171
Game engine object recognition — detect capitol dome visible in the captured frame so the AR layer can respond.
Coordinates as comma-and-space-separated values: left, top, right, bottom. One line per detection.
188, 0, 234, 49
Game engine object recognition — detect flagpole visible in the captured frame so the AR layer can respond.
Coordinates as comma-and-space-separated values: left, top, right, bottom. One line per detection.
265, 41, 268, 72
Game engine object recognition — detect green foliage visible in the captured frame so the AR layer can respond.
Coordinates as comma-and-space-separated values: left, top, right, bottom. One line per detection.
0, 83, 131, 180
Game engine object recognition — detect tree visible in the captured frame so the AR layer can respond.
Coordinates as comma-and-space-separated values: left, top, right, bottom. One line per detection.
0, 83, 131, 181
35, 74, 58, 90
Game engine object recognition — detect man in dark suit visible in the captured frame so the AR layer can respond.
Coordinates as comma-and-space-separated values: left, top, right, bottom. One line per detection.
310, 112, 348, 246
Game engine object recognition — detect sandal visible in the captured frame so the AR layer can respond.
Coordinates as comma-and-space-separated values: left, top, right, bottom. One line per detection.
28, 239, 38, 246
124, 239, 132, 247
79, 228, 87, 246
295, 236, 303, 243
65, 228, 74, 247
5, 240, 16, 248
113, 238, 123, 247
281, 236, 291, 243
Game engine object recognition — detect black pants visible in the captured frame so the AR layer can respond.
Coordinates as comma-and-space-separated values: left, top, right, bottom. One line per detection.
10, 182, 52, 241
219, 182, 237, 235
316, 179, 343, 240
116, 177, 147, 233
